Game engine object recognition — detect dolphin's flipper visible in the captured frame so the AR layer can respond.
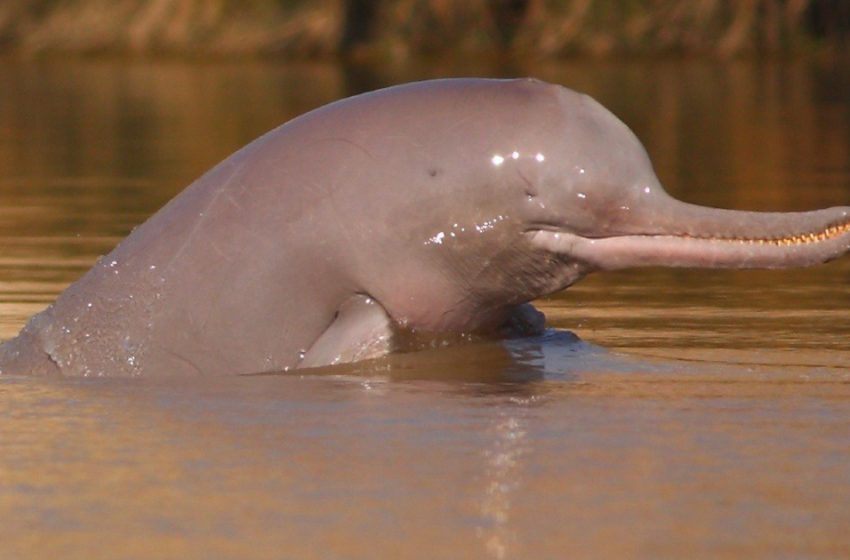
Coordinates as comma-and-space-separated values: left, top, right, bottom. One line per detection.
299, 294, 394, 368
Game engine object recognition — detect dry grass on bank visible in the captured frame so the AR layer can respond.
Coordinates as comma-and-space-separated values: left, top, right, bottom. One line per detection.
0, 0, 845, 58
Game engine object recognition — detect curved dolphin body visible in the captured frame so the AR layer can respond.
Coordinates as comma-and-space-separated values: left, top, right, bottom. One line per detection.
1, 78, 849, 376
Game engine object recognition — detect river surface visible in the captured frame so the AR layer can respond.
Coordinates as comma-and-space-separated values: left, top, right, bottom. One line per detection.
1, 56, 849, 558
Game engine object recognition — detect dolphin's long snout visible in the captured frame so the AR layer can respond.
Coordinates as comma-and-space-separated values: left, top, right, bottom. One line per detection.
531, 198, 850, 271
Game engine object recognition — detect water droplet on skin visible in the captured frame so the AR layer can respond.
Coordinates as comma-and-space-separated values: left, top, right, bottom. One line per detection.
491, 154, 505, 166
427, 231, 446, 245
643, 186, 651, 194
535, 153, 545, 162
511, 151, 519, 159
298, 350, 306, 360
577, 192, 587, 199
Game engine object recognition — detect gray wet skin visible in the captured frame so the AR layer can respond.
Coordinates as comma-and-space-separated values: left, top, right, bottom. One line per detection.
1, 78, 849, 376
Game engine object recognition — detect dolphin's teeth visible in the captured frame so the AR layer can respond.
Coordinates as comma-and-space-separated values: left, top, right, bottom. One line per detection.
688, 219, 850, 247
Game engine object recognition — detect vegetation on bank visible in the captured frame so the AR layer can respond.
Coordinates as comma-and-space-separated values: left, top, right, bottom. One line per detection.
0, 0, 848, 58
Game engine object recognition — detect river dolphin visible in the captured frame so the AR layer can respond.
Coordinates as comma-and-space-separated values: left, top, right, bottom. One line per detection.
1, 78, 848, 376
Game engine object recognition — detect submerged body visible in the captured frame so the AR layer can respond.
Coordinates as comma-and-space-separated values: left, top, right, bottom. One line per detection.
1, 78, 848, 377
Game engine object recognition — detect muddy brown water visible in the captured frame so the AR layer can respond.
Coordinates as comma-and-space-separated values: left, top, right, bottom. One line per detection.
1, 57, 849, 559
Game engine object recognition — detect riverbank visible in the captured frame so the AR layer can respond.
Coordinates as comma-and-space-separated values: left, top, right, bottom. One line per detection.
0, 0, 847, 60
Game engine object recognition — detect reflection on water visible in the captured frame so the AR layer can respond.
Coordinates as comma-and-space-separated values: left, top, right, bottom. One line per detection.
0, 56, 849, 558
3, 360, 850, 559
